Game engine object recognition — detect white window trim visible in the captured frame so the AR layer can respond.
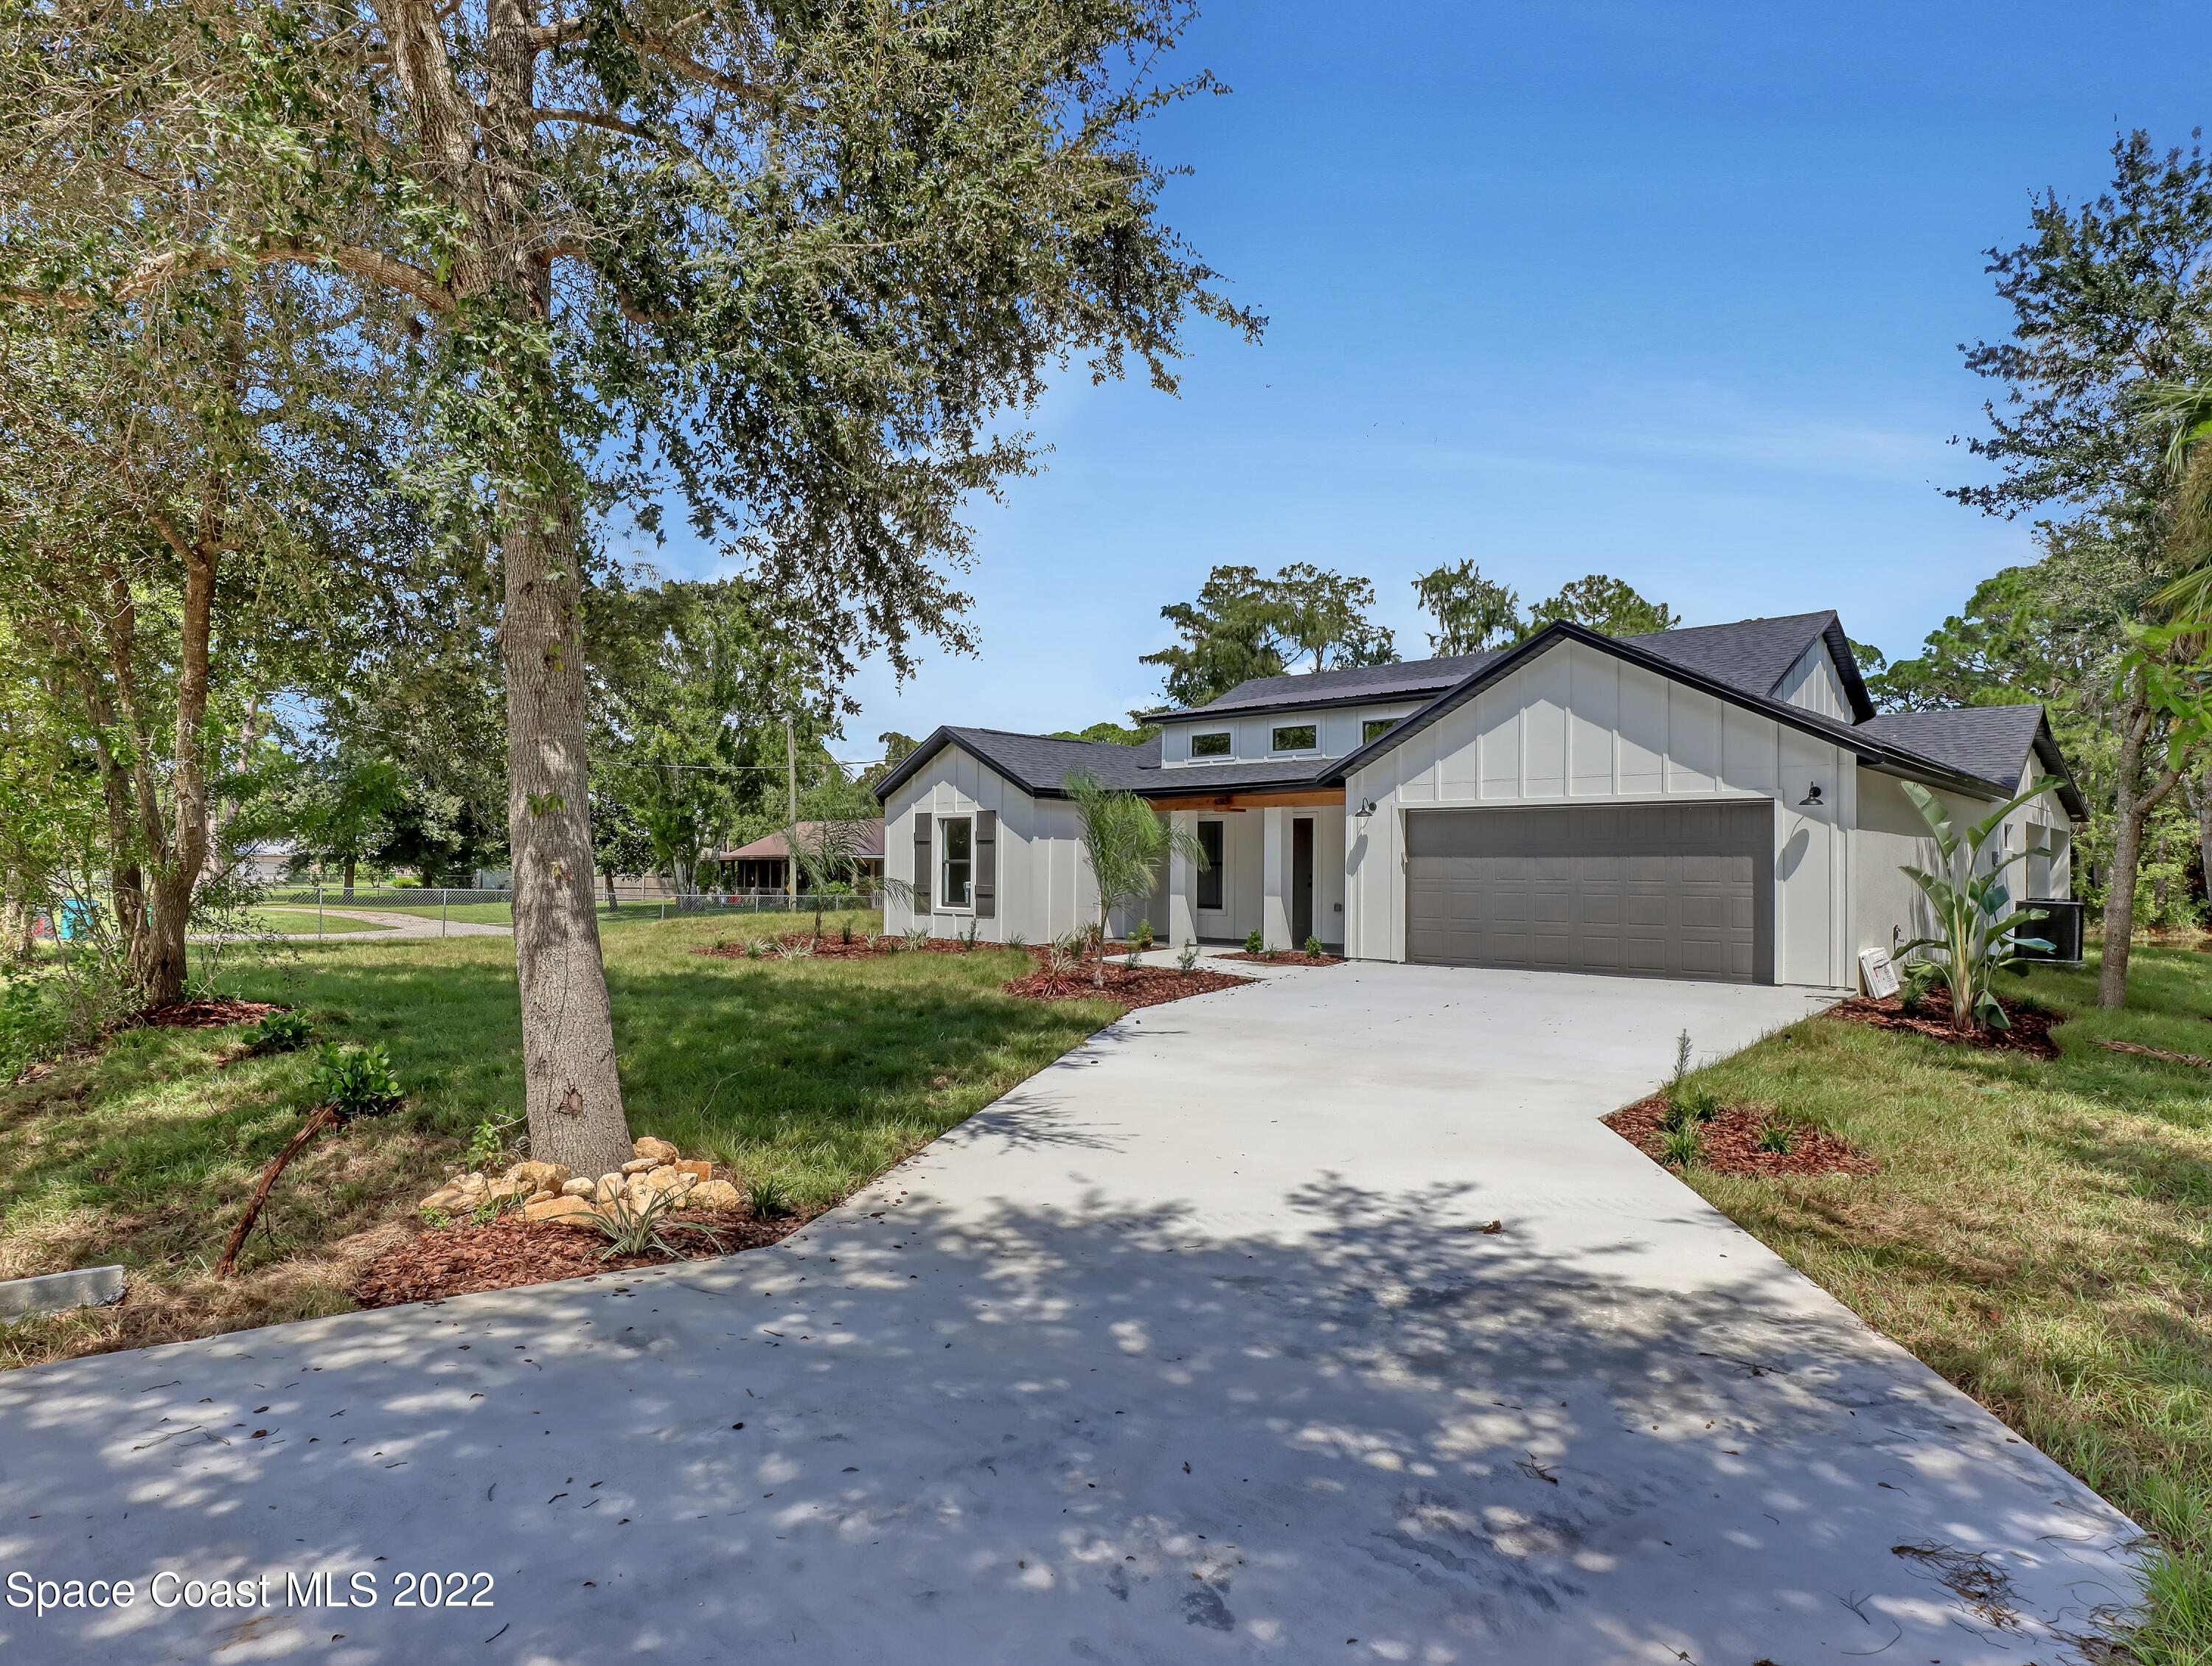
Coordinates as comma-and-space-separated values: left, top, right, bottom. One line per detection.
1188, 731, 1234, 760
937, 813, 975, 913
1269, 723, 1321, 756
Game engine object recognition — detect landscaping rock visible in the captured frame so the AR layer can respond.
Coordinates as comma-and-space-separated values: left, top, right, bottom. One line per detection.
641, 1165, 693, 1195
506, 1160, 572, 1193
559, 1178, 595, 1197
484, 1179, 532, 1207
633, 1137, 680, 1163
675, 1159, 712, 1182
522, 1194, 596, 1224
686, 1179, 741, 1211
420, 1185, 470, 1213
594, 1174, 623, 1204
620, 1157, 657, 1175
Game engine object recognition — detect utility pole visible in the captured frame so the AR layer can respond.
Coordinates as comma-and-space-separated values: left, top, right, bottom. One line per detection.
785, 714, 799, 905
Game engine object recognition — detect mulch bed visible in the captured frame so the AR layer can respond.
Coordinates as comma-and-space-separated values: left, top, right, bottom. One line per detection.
350, 1207, 801, 1308
122, 997, 285, 1031
1604, 1095, 1879, 1178
1217, 949, 1344, 966
999, 961, 1251, 1011
1826, 989, 2060, 1059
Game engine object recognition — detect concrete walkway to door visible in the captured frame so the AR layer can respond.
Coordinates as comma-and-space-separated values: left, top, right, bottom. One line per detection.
0, 965, 2141, 1662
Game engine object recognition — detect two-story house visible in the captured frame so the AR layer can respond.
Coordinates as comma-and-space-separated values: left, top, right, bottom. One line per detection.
870, 611, 2081, 987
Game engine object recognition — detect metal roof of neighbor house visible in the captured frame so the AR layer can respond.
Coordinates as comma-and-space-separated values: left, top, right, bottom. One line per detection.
872, 615, 2084, 816
723, 818, 886, 860
1859, 708, 2087, 818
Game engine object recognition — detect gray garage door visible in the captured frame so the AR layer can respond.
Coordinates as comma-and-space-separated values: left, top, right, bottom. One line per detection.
1405, 802, 1773, 983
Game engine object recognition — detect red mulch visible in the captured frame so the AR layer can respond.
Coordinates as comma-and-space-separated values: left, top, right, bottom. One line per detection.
1604, 1095, 1879, 1178
350, 1208, 800, 1308
1000, 961, 1251, 1011
122, 997, 285, 1031
1217, 949, 1345, 966
1826, 989, 2060, 1059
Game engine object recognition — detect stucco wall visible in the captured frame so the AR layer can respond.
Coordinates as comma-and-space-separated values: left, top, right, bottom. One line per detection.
1854, 767, 2073, 966
1341, 639, 1855, 986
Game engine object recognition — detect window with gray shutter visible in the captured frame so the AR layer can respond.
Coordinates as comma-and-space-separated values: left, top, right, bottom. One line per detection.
912, 813, 931, 906
974, 811, 997, 918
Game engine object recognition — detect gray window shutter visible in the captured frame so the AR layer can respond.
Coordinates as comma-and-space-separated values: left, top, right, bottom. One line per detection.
912, 813, 931, 906
975, 811, 998, 919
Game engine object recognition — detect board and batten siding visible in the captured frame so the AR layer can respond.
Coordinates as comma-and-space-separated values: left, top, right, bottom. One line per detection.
1852, 767, 2074, 963
1341, 639, 1857, 987
881, 745, 1116, 944
1775, 638, 1854, 722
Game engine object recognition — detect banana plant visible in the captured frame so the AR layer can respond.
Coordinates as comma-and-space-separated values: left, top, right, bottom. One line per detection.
1896, 776, 2060, 1034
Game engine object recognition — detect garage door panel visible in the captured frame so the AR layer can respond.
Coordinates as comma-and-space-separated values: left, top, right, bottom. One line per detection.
1406, 802, 1772, 983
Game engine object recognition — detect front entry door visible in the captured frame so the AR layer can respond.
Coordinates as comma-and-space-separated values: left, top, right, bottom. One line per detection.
1291, 818, 1315, 945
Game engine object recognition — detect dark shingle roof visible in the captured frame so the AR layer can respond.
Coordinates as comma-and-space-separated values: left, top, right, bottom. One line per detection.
1859, 708, 2039, 786
1153, 610, 1872, 725
1147, 653, 1500, 720
872, 727, 1333, 802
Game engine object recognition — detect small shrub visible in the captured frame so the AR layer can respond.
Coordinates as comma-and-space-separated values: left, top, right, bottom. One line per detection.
243, 1010, 313, 1055
840, 923, 853, 946
775, 938, 814, 960
1243, 929, 1264, 955
1754, 1118, 1798, 1154
959, 919, 980, 951
1133, 919, 1155, 952
747, 1176, 793, 1219
591, 1188, 716, 1262
903, 926, 931, 951
1899, 961, 1947, 1018
310, 1044, 403, 1120
1303, 934, 1323, 958
1043, 940, 1080, 988
465, 1118, 507, 1175
1004, 933, 1028, 950
1177, 940, 1201, 976
1658, 1122, 1703, 1168
1660, 1088, 1718, 1132
744, 937, 765, 961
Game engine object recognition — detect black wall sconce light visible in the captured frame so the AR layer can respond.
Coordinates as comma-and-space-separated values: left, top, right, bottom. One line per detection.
1799, 782, 1823, 806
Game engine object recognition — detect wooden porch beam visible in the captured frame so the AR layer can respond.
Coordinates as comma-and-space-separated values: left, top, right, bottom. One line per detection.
1144, 788, 1347, 812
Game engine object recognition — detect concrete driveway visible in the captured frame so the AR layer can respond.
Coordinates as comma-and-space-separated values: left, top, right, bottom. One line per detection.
0, 964, 2141, 1662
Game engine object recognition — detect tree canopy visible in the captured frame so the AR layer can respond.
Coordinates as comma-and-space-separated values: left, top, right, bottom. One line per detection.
1141, 563, 1395, 708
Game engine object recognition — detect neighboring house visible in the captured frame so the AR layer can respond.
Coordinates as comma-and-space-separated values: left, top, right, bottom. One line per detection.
234, 840, 300, 886
720, 820, 888, 891
871, 612, 2084, 989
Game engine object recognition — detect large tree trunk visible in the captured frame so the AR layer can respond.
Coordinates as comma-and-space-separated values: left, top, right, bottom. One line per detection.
501, 489, 632, 1175
2098, 674, 2185, 1008
128, 544, 216, 1006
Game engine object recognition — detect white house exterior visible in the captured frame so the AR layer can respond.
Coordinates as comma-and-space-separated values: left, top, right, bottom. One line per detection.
872, 612, 2082, 989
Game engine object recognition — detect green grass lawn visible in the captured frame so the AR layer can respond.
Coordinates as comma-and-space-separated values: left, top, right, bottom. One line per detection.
349, 898, 821, 927
0, 908, 1113, 1370
236, 907, 395, 934
1668, 946, 2212, 1661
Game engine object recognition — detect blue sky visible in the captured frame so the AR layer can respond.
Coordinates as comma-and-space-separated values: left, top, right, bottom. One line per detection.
653, 1, 2212, 764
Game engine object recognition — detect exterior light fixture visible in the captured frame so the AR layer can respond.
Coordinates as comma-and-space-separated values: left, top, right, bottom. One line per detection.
1799, 783, 1823, 806
1355, 799, 1377, 818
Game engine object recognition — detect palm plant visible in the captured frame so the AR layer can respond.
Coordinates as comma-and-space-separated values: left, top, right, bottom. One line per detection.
1065, 773, 1207, 987
1896, 777, 2060, 1034
785, 816, 914, 941
2143, 381, 2212, 621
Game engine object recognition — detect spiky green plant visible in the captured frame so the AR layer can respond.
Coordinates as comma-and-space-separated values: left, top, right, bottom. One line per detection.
591, 1187, 718, 1262
1658, 1122, 1703, 1168
1065, 772, 1207, 987
1896, 776, 2059, 1033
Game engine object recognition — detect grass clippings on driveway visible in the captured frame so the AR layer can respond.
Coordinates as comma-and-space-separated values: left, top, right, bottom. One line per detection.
0, 907, 1116, 1372
1663, 947, 2212, 1661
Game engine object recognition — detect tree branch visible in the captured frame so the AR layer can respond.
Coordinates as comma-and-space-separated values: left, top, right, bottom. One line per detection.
4, 244, 456, 316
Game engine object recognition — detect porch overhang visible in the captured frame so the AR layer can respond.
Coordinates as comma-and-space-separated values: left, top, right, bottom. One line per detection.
1144, 787, 1347, 812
